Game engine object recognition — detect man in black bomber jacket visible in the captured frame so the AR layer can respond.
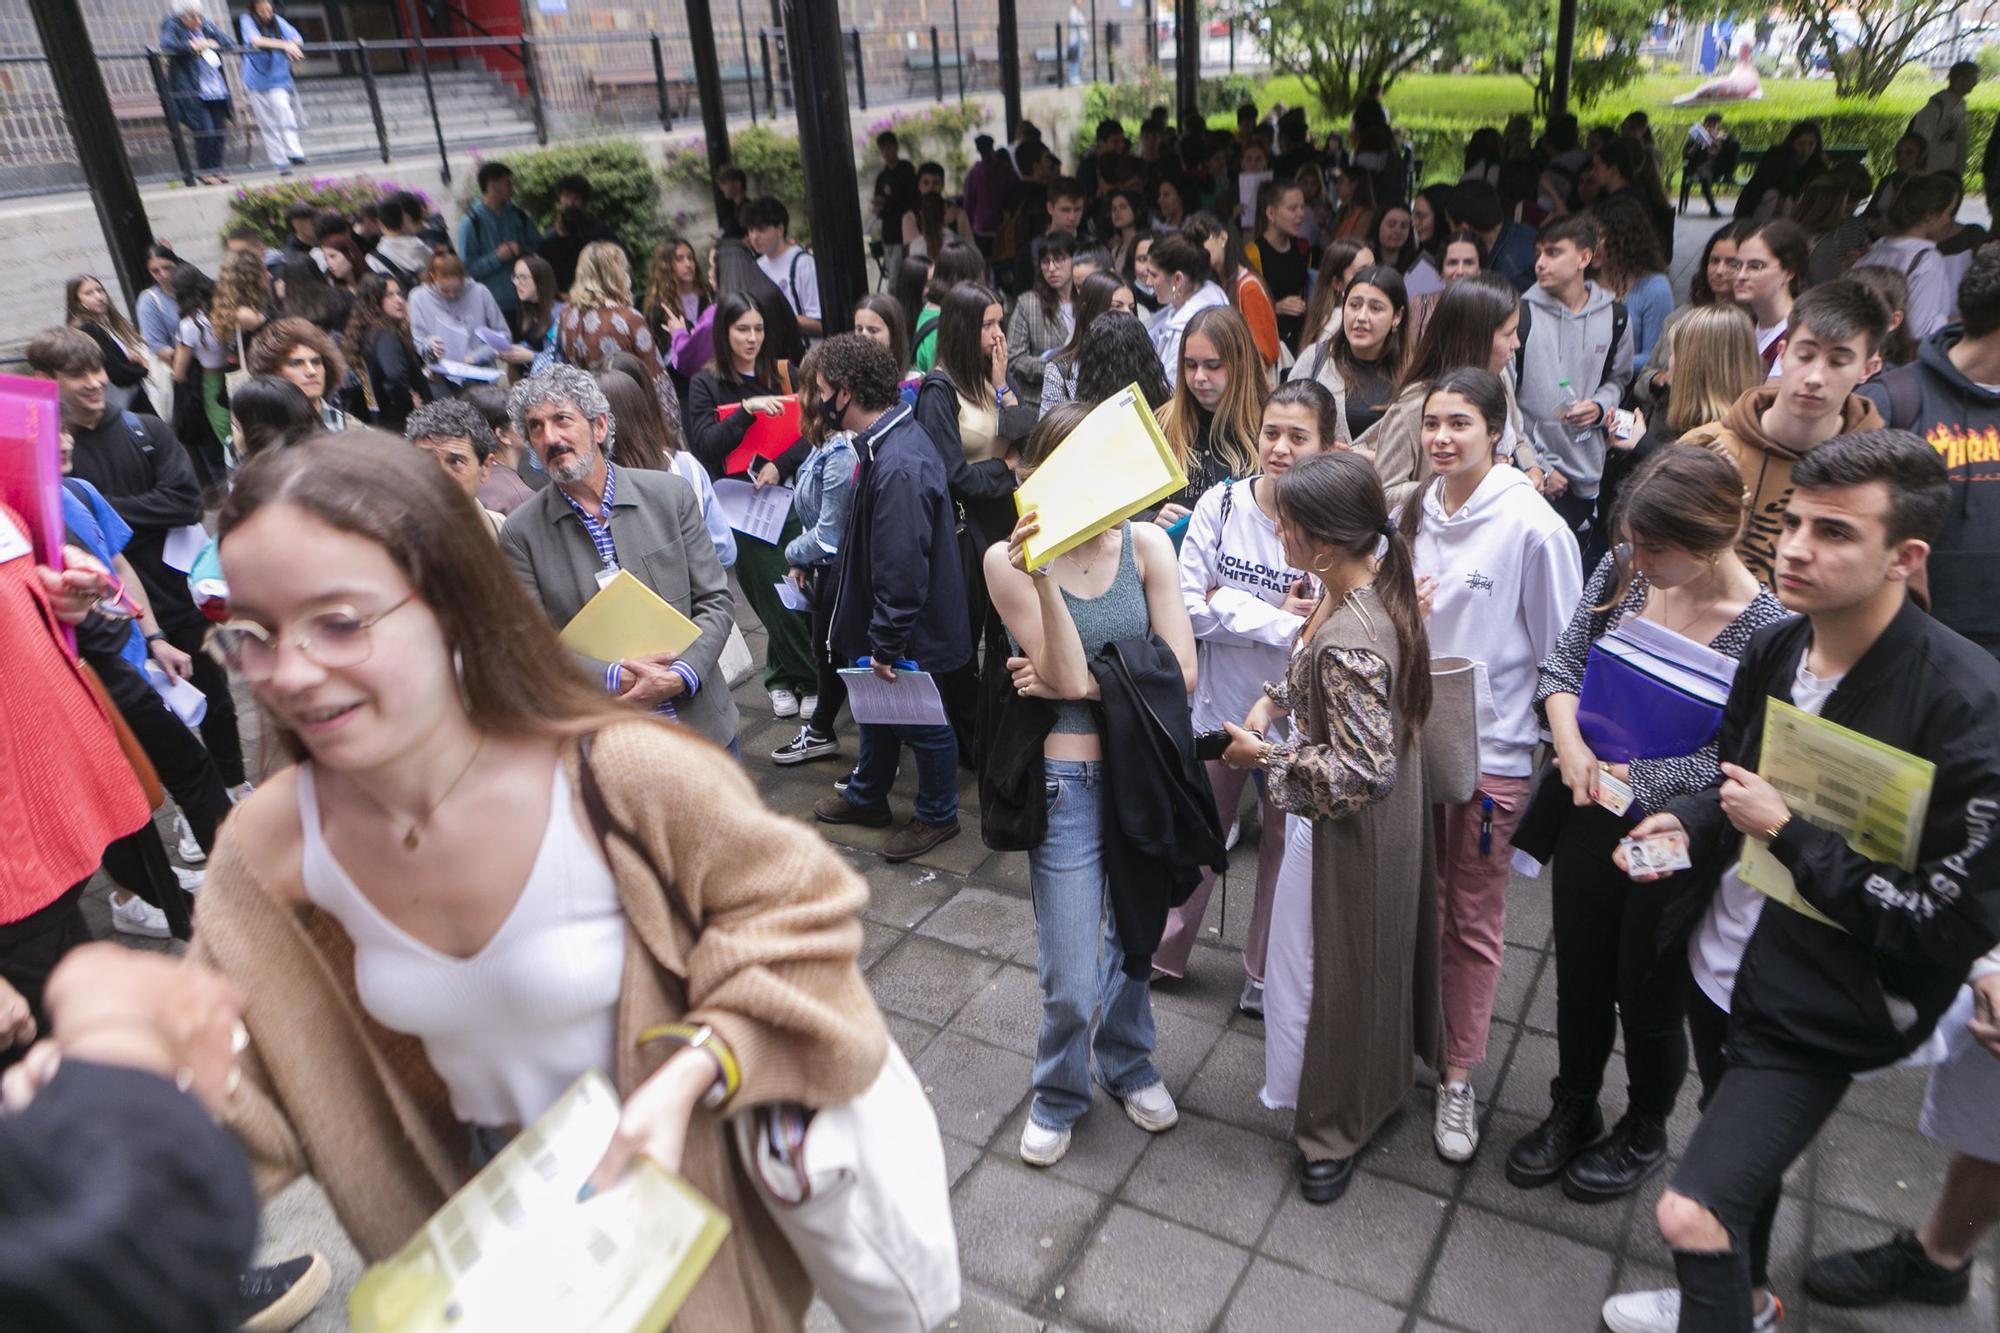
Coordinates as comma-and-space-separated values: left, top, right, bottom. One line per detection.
1615, 429, 2000, 1333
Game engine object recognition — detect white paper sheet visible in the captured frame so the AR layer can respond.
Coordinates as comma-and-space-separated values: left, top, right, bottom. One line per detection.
438, 359, 505, 384
161, 522, 208, 574
774, 579, 810, 611
436, 319, 471, 363
711, 479, 793, 544
838, 667, 950, 727
475, 326, 515, 353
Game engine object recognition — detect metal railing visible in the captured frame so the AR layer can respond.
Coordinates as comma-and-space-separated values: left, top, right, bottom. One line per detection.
0, 19, 1268, 199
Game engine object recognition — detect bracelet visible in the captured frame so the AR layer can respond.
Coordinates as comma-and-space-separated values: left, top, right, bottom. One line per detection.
995, 385, 1011, 407
1764, 813, 1792, 843
637, 1022, 740, 1108
144, 630, 166, 643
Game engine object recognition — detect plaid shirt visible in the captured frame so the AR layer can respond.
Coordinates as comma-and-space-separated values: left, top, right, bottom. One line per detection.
562, 465, 701, 718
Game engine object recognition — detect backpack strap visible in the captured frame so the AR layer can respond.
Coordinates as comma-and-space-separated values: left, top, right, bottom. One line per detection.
788, 249, 807, 307
914, 312, 941, 348
1600, 300, 1628, 391
1514, 300, 1533, 382
1219, 477, 1235, 527
1879, 365, 1924, 430
122, 410, 155, 457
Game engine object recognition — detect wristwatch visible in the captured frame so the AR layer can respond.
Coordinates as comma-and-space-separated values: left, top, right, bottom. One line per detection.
143, 630, 166, 644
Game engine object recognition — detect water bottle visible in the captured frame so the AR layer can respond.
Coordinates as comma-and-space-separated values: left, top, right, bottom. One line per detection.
1555, 378, 1597, 452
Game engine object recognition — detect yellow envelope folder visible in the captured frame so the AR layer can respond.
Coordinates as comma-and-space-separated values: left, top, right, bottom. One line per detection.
560, 569, 702, 661
1014, 384, 1187, 568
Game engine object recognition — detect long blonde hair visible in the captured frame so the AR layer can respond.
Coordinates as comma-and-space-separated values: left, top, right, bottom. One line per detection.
568, 241, 635, 310
1158, 304, 1264, 479
1663, 304, 1764, 439
212, 250, 271, 339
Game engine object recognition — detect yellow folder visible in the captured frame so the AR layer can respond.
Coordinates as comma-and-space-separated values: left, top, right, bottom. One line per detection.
559, 569, 702, 661
1013, 384, 1187, 568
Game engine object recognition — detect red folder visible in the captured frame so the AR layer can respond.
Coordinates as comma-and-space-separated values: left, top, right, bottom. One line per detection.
718, 397, 802, 475
0, 374, 64, 566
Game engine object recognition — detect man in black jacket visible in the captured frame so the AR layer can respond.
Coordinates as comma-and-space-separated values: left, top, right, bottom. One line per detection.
26, 329, 247, 792
1608, 430, 2000, 1333
813, 335, 969, 862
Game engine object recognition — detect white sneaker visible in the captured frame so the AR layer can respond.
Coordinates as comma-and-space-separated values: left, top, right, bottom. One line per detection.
110, 892, 171, 939
1122, 1082, 1179, 1133
175, 812, 205, 864
173, 866, 205, 893
800, 693, 819, 719
1434, 1079, 1480, 1162
1602, 1288, 1782, 1333
1224, 819, 1241, 851
1238, 976, 1265, 1018
769, 688, 800, 718
1020, 1118, 1071, 1167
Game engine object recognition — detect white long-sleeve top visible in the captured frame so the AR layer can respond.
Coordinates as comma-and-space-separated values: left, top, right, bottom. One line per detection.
1179, 475, 1308, 732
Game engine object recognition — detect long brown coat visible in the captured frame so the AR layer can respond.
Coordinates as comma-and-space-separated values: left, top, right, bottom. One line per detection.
192, 719, 888, 1331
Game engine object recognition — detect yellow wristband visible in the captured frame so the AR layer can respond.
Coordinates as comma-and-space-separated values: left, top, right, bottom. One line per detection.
637, 1022, 741, 1107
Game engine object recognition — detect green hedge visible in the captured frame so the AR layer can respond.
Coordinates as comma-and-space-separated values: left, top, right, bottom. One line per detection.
467, 139, 668, 263
221, 174, 428, 246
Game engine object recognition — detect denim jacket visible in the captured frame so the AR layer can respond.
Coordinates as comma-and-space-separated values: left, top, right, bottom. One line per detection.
784, 433, 857, 568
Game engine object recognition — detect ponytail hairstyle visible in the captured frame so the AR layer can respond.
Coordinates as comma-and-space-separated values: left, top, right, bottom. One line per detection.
1052, 269, 1130, 368
1598, 442, 1748, 609
1299, 237, 1374, 346
1396, 366, 1510, 540
1262, 379, 1341, 452
1274, 451, 1432, 727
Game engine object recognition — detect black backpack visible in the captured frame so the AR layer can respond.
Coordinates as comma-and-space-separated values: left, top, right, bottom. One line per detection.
1514, 298, 1629, 398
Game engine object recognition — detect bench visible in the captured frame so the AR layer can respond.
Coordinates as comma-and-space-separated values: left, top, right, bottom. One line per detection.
112, 93, 257, 171
904, 49, 966, 95
1032, 46, 1063, 83
593, 65, 760, 119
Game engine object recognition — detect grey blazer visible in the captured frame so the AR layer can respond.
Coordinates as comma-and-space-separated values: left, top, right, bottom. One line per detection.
500, 466, 742, 748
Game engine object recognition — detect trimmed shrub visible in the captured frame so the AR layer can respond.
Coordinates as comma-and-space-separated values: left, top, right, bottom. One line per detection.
221, 174, 428, 246
467, 139, 668, 262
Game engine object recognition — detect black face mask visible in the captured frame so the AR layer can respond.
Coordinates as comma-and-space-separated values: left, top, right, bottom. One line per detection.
820, 391, 848, 435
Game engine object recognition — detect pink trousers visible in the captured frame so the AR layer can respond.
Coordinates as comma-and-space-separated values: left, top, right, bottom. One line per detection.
1433, 774, 1531, 1070
1153, 760, 1284, 981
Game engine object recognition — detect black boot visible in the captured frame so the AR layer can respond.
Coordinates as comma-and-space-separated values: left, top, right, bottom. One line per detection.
1504, 1086, 1602, 1189
1562, 1111, 1668, 1202
1298, 1154, 1355, 1205
1804, 1230, 1972, 1308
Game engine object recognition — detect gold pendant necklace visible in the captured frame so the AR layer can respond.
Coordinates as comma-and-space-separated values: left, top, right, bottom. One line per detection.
357, 736, 487, 852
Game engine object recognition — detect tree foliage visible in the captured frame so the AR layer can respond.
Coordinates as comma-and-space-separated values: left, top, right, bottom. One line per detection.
1243, 0, 1462, 118
1783, 0, 1995, 99
1461, 0, 1658, 115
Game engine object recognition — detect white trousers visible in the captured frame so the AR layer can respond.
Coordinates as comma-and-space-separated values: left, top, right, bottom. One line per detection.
246, 87, 304, 168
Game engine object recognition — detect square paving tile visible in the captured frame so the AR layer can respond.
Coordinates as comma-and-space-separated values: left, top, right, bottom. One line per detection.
951, 1157, 1106, 1303
1060, 1204, 1250, 1333
854, 858, 956, 929
1150, 1002, 1226, 1100
1147, 951, 1246, 1028
884, 1012, 940, 1062
1122, 1112, 1295, 1246
996, 1087, 1157, 1195
1813, 1112, 1951, 1229
949, 963, 1046, 1058
858, 918, 902, 971
1178, 1027, 1296, 1140
1503, 871, 1554, 950
1354, 1088, 1466, 1200
913, 1030, 1032, 1147
1458, 1109, 1639, 1252
1259, 1171, 1450, 1306
867, 936, 1004, 1025
1493, 943, 1544, 1026
1493, 1029, 1630, 1124
1422, 1204, 1617, 1331
918, 883, 1040, 961
1221, 1258, 1406, 1333
974, 848, 1031, 892
1838, 1062, 1930, 1129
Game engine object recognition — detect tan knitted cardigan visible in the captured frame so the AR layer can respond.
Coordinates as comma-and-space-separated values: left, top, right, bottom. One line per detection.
190, 720, 888, 1332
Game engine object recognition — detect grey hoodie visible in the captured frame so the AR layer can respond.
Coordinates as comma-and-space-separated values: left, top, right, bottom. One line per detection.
1516, 281, 1633, 498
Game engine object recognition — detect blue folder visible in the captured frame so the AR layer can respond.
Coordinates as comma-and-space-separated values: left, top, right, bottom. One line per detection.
1576, 621, 1736, 762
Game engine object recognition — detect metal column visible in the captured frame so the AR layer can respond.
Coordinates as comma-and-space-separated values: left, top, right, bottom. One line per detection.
1551, 0, 1578, 117
1175, 0, 1199, 132
684, 0, 735, 227
781, 0, 864, 335
28, 0, 153, 305
997, 0, 1022, 139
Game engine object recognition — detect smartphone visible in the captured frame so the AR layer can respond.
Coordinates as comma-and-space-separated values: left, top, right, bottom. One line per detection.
1193, 729, 1231, 763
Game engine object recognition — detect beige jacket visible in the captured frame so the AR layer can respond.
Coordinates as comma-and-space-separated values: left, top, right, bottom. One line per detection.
192, 720, 888, 1331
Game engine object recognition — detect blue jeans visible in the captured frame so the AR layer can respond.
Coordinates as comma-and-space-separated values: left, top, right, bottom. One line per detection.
1028, 759, 1160, 1131
844, 722, 958, 824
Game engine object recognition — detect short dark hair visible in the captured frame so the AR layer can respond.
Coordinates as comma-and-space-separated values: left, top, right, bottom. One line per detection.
1957, 242, 2000, 338
813, 332, 900, 412
1949, 59, 1978, 81
1072, 243, 1112, 271
1450, 180, 1503, 233
917, 160, 945, 181
1536, 213, 1599, 253
475, 161, 513, 190
554, 173, 591, 200
464, 383, 513, 433
876, 129, 899, 149
314, 210, 349, 242
285, 201, 316, 222
225, 223, 263, 244
1886, 172, 1959, 232
1014, 140, 1048, 174
1096, 118, 1125, 143
1788, 278, 1889, 354
25, 326, 102, 378
1703, 112, 1723, 125
716, 164, 747, 186
1791, 428, 1950, 545
740, 196, 790, 234
405, 397, 499, 463
1049, 176, 1087, 206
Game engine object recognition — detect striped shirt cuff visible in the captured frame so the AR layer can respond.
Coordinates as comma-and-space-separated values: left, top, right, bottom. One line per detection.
604, 661, 622, 694
668, 661, 701, 698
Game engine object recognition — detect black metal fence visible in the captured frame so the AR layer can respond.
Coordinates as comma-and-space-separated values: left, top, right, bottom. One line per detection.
0, 14, 1266, 198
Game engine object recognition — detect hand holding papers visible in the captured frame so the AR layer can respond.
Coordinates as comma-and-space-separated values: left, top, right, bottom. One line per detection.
1735, 699, 1935, 929
348, 1073, 728, 1333
711, 478, 794, 544
773, 578, 811, 612
839, 666, 950, 726
560, 569, 702, 662
1012, 384, 1187, 569
474, 326, 516, 354
435, 320, 472, 364
1577, 617, 1737, 761
717, 398, 802, 475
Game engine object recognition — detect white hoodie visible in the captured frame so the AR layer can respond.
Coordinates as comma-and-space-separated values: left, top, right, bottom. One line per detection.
1179, 476, 1307, 731
1153, 280, 1232, 388
1412, 465, 1582, 777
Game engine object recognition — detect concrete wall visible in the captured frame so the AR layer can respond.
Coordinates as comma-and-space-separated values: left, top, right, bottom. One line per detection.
0, 82, 1088, 357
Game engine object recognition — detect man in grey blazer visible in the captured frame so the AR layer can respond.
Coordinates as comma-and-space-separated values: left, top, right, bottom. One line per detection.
500, 366, 741, 750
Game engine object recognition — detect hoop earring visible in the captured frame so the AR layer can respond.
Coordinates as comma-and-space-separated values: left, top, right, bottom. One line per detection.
1311, 554, 1335, 575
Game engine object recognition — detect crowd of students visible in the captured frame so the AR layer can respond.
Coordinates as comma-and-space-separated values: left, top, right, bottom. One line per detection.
6, 89, 2000, 1333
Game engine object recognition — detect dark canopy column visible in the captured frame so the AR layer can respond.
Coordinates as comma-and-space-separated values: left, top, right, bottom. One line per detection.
28, 0, 152, 306
781, 0, 863, 335
684, 0, 734, 227
997, 0, 1022, 139
1550, 0, 1578, 118
1174, 0, 1199, 132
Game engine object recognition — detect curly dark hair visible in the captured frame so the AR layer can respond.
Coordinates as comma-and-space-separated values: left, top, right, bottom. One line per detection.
247, 316, 347, 393
813, 332, 901, 412
342, 273, 417, 372
1589, 192, 1668, 289
1072, 311, 1171, 409
404, 397, 499, 462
